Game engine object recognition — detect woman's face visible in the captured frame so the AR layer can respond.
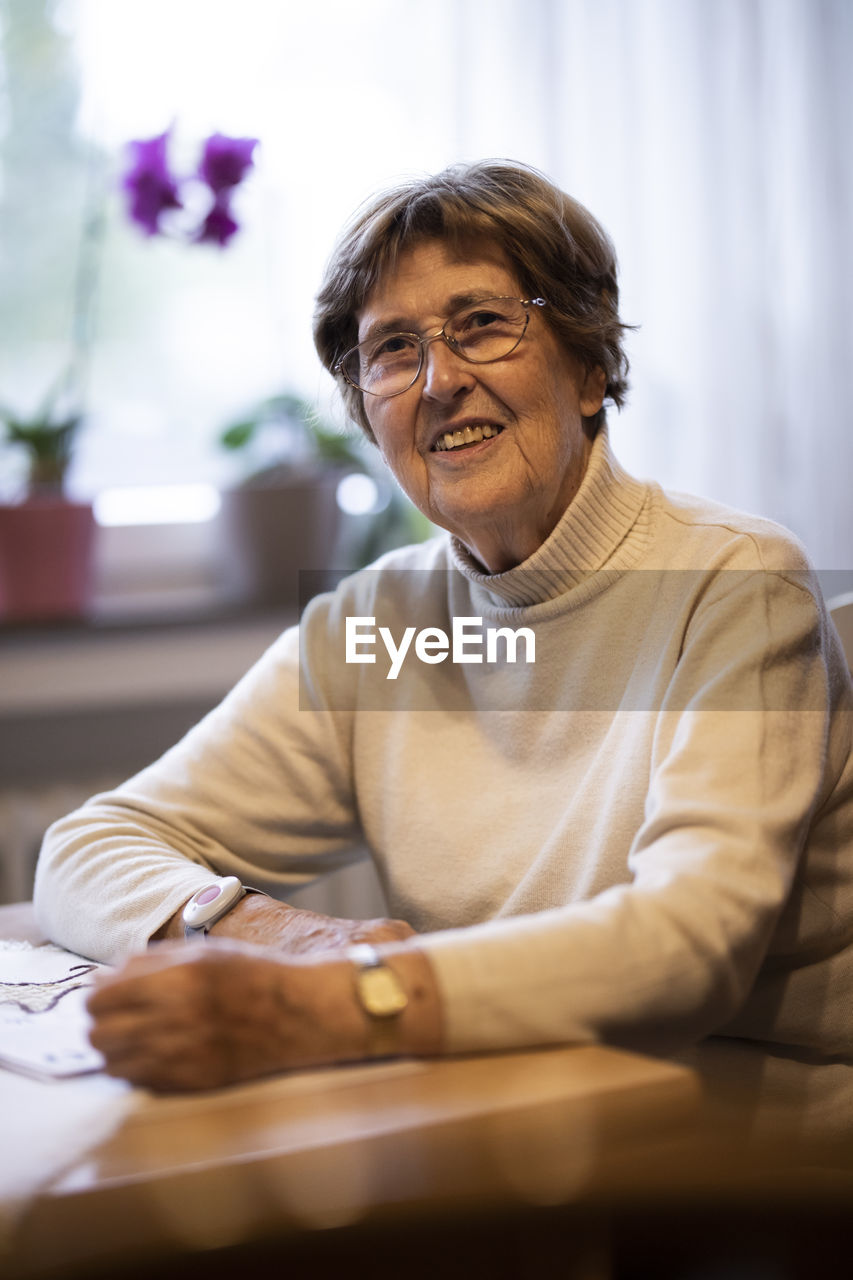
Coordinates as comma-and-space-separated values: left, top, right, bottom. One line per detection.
357, 239, 605, 573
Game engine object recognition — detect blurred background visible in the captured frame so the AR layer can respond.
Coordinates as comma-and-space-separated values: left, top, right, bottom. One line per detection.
1, 0, 851, 902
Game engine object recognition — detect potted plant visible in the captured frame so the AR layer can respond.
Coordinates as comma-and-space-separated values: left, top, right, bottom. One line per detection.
216, 392, 362, 609
0, 375, 95, 622
216, 391, 435, 609
0, 126, 261, 624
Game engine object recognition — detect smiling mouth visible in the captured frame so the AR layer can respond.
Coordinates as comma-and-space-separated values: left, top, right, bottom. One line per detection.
432, 424, 504, 453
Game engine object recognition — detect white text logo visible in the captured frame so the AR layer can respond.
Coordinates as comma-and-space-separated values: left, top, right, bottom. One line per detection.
345, 616, 535, 680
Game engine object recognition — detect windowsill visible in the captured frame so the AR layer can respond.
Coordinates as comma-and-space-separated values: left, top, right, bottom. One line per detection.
0, 589, 292, 637
0, 599, 295, 786
0, 601, 294, 718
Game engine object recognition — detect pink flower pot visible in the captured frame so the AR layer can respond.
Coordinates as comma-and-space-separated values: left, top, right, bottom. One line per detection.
0, 498, 96, 622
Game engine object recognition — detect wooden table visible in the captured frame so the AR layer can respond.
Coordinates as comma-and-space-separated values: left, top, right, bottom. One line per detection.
3, 904, 850, 1280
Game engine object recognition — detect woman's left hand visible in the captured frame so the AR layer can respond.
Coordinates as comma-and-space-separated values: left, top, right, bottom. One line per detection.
86, 940, 440, 1092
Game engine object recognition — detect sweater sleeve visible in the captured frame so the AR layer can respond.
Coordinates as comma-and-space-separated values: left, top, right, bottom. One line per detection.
33, 615, 363, 962
417, 564, 853, 1058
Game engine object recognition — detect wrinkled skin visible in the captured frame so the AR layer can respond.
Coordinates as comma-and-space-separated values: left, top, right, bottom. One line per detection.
87, 942, 367, 1092
87, 896, 438, 1092
170, 889, 416, 953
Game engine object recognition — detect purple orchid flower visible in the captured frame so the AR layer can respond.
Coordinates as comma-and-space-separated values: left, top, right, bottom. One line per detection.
198, 133, 258, 196
196, 195, 240, 248
122, 130, 182, 236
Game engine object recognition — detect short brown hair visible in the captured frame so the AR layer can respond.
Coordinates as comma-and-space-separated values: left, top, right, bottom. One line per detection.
313, 159, 631, 439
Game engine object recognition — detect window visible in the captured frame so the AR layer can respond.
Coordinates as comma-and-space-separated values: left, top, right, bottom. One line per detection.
1, 0, 849, 587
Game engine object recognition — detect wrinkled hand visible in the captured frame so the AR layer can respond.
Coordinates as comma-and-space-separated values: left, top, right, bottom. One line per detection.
88, 937, 442, 1092
225, 893, 416, 953
87, 941, 365, 1092
153, 890, 415, 954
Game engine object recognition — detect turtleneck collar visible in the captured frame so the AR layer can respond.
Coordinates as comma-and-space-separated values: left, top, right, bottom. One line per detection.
448, 426, 650, 608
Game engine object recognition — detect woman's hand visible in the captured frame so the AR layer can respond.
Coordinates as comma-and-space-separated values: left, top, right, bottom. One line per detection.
86, 939, 441, 1092
222, 892, 417, 952
152, 890, 416, 953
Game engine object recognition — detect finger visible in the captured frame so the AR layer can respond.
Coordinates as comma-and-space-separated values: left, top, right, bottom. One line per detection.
94, 947, 184, 988
88, 1008, 154, 1054
87, 950, 209, 1016
91, 1014, 208, 1088
97, 1045, 184, 1091
357, 918, 416, 943
97, 1034, 235, 1093
87, 975, 160, 1017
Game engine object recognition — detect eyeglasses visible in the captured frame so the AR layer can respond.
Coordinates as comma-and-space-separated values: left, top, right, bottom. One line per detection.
336, 296, 547, 398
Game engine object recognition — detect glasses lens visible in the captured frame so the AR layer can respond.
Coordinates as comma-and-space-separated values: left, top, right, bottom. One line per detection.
342, 334, 421, 396
445, 298, 528, 363
339, 298, 531, 396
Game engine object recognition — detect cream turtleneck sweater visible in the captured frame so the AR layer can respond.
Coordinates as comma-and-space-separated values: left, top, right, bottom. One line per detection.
35, 429, 853, 1140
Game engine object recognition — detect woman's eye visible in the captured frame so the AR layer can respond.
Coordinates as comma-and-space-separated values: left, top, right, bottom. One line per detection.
371, 335, 415, 361
467, 309, 501, 330
453, 307, 514, 344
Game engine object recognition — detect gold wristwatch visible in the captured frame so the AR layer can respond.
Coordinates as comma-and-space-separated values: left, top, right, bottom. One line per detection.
349, 943, 408, 1058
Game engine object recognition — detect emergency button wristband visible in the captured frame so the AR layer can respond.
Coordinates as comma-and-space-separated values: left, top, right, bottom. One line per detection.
182, 877, 251, 939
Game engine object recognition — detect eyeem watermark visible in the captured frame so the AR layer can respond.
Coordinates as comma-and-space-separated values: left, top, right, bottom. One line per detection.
345, 616, 536, 680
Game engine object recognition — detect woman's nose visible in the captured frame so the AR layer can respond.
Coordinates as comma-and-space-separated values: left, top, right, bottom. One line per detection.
421, 335, 476, 402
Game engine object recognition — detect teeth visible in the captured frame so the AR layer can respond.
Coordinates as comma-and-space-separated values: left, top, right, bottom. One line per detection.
433, 424, 501, 452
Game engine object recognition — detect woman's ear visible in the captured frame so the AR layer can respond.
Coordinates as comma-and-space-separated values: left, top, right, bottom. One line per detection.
579, 365, 607, 417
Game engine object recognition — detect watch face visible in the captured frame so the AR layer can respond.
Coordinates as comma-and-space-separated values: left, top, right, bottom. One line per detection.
358, 967, 408, 1018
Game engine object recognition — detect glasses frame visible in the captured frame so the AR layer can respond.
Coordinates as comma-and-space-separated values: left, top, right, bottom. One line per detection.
336, 296, 547, 399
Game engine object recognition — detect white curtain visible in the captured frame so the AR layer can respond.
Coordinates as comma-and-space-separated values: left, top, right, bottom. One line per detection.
452, 0, 852, 573
56, 0, 853, 576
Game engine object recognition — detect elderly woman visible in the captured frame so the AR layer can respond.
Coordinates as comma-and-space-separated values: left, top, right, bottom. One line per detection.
35, 161, 853, 1144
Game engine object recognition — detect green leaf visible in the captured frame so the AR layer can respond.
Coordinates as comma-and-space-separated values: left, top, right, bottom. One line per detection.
220, 421, 258, 450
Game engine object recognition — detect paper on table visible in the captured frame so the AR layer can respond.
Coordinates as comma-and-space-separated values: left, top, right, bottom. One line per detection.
0, 941, 139, 1255
0, 940, 106, 1080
